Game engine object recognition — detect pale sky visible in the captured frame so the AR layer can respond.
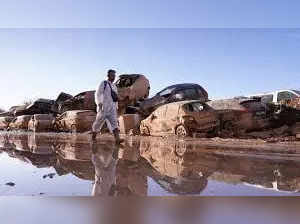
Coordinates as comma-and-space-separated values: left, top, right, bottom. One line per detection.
0, 28, 300, 110
0, 1, 300, 110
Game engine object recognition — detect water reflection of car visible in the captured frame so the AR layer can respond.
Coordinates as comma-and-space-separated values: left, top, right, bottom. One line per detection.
139, 139, 212, 195
208, 98, 271, 133
58, 91, 96, 114
140, 100, 219, 137
116, 74, 150, 114
139, 83, 209, 117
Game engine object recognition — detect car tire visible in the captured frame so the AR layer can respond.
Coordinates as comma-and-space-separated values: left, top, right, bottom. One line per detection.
175, 125, 190, 137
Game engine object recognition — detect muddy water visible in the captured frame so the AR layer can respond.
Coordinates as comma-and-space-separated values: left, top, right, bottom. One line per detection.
1, 132, 300, 196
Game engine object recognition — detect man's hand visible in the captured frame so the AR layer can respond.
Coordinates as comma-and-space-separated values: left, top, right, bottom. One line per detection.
98, 103, 103, 112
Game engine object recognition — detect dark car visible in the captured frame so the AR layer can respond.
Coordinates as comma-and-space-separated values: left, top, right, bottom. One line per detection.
14, 99, 55, 116
139, 83, 208, 117
51, 92, 73, 115
58, 91, 96, 114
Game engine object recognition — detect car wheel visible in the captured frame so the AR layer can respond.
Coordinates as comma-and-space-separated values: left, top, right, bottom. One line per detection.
140, 124, 150, 136
176, 125, 190, 137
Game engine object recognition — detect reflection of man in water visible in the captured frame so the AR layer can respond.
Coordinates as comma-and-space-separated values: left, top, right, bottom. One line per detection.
91, 141, 148, 196
91, 142, 119, 196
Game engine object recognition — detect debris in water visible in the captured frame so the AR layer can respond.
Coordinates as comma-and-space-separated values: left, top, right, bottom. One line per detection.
5, 182, 15, 187
43, 173, 56, 179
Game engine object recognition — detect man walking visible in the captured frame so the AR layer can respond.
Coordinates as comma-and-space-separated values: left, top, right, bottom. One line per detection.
91, 69, 124, 144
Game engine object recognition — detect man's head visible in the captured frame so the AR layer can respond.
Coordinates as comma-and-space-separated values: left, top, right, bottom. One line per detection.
107, 69, 116, 82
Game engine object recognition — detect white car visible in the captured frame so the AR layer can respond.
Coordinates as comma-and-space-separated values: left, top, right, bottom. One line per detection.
248, 89, 300, 104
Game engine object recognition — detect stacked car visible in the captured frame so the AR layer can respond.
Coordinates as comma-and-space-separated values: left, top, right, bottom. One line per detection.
54, 110, 96, 133
28, 114, 55, 132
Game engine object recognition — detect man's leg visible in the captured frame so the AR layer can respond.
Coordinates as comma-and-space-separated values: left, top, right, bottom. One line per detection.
108, 112, 124, 145
92, 111, 106, 141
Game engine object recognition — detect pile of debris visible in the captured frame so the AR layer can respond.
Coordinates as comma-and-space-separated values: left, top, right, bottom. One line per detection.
0, 73, 300, 141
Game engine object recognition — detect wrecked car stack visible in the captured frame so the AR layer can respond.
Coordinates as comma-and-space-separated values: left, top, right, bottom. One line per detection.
1, 72, 300, 141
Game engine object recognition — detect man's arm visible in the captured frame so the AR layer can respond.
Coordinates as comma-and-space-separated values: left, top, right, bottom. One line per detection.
95, 81, 105, 107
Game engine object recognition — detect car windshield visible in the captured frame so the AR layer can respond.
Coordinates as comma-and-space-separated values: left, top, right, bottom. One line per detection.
158, 87, 176, 97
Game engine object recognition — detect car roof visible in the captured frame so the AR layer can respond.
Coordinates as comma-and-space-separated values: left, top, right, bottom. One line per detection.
118, 74, 143, 79
163, 83, 202, 90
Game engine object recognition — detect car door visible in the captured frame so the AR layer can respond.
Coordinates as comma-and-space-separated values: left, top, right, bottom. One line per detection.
163, 104, 180, 133
149, 105, 167, 134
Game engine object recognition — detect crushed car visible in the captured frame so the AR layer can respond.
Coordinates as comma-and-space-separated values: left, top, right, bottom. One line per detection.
207, 97, 271, 135
116, 74, 150, 114
138, 83, 209, 117
54, 110, 96, 133
0, 116, 14, 130
14, 99, 55, 117
8, 115, 32, 131
140, 100, 219, 137
58, 91, 96, 114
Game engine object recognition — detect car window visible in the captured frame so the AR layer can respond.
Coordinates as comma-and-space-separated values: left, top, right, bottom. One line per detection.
277, 91, 298, 102
116, 77, 133, 88
184, 102, 204, 112
176, 88, 199, 99
260, 94, 274, 104
158, 87, 175, 97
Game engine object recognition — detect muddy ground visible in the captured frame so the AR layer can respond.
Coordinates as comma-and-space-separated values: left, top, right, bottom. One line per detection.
1, 131, 300, 196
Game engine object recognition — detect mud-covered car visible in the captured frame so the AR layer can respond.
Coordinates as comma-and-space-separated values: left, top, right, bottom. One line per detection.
8, 115, 32, 130
139, 83, 208, 117
140, 100, 219, 137
116, 74, 150, 114
54, 110, 96, 133
58, 91, 96, 114
28, 114, 55, 132
208, 98, 271, 134
0, 116, 14, 130
14, 99, 54, 117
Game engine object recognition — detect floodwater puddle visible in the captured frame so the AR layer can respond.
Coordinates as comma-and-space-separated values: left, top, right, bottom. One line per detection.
1, 132, 300, 196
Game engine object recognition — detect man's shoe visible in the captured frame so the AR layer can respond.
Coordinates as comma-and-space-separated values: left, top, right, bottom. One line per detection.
91, 132, 97, 141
